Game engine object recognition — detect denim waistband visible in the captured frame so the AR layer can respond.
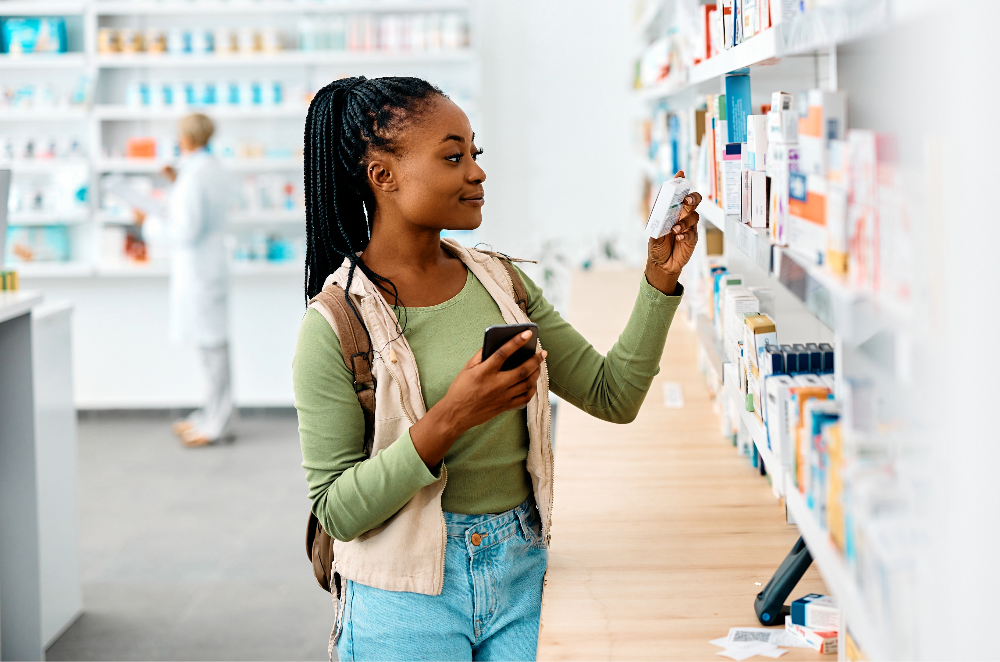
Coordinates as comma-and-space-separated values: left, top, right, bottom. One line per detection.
444, 496, 538, 553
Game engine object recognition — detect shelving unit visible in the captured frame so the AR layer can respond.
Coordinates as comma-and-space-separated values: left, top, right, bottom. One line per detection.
92, 0, 472, 15
634, 3, 916, 660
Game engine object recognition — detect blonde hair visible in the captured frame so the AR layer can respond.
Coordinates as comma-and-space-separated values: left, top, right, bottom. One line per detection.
178, 113, 214, 147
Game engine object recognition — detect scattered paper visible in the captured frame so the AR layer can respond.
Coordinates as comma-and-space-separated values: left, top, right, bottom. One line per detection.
727, 628, 778, 646
709, 637, 730, 648
662, 381, 685, 408
715, 642, 783, 661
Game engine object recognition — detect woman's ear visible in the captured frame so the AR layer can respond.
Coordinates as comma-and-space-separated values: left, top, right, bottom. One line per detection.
367, 159, 398, 193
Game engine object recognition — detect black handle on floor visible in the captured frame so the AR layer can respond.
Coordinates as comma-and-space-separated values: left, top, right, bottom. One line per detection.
754, 536, 812, 625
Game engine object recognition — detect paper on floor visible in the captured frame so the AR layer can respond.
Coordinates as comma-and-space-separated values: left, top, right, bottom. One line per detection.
710, 637, 731, 647
715, 642, 783, 660
727, 627, 808, 648
662, 381, 685, 408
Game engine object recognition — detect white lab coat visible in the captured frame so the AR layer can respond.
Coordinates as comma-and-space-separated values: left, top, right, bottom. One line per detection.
148, 150, 230, 347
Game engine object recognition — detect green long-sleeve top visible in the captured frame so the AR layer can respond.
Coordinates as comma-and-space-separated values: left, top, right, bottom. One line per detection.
294, 266, 682, 542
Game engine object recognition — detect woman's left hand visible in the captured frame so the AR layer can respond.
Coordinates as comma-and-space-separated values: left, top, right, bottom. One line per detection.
645, 170, 702, 295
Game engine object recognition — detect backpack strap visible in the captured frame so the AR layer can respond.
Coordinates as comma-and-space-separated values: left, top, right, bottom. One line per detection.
304, 283, 376, 597
309, 284, 376, 452
497, 258, 529, 317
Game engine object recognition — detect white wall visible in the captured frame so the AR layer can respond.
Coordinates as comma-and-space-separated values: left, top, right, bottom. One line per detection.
474, 1, 642, 265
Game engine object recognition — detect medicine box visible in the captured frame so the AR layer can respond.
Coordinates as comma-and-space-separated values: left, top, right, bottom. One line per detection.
785, 617, 838, 654
787, 172, 827, 265
743, 314, 776, 372
746, 114, 768, 171
797, 89, 847, 177
790, 594, 839, 630
646, 177, 692, 239
722, 143, 743, 215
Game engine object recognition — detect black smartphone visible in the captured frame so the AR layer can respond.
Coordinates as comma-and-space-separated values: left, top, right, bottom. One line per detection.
482, 323, 539, 371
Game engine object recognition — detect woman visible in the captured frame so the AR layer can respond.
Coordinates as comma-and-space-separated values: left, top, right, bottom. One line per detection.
293, 76, 701, 661
137, 113, 234, 447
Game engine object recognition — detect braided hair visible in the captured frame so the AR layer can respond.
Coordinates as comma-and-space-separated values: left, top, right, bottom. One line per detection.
303, 75, 444, 323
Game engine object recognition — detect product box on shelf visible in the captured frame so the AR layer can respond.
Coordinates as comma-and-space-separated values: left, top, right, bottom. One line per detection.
723, 287, 759, 363
826, 138, 850, 274
725, 72, 752, 144
787, 172, 827, 264
722, 143, 742, 215
789, 386, 833, 493
749, 170, 768, 228
747, 114, 768, 171
797, 89, 847, 177
1, 18, 67, 55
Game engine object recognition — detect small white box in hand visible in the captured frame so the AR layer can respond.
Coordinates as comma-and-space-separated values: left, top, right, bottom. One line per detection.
645, 177, 692, 239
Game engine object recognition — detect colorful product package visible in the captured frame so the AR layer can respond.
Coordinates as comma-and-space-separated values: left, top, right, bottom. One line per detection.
645, 177, 692, 239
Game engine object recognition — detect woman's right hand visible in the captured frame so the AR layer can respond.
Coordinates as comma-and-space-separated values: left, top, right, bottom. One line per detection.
409, 331, 546, 468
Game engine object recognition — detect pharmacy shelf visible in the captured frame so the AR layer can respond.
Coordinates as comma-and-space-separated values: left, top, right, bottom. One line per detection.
93, 105, 309, 121
8, 210, 89, 225
95, 263, 169, 277
14, 262, 94, 278
92, 0, 472, 15
695, 314, 723, 379
94, 50, 475, 68
230, 261, 301, 276
784, 488, 885, 661
0, 1, 87, 14
632, 0, 663, 36
0, 53, 87, 69
722, 362, 776, 476
0, 159, 89, 173
0, 109, 89, 122
0, 290, 43, 324
230, 209, 303, 224
96, 158, 302, 173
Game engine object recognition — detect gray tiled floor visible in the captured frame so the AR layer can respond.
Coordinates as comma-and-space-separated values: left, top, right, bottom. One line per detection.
47, 411, 336, 661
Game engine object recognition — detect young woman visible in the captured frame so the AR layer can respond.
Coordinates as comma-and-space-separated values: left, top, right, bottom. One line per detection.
293, 76, 702, 661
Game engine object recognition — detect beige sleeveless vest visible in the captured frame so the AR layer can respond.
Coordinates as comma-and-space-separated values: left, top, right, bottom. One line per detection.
308, 239, 554, 598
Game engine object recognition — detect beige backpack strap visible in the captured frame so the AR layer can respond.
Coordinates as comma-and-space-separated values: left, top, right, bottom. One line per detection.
310, 284, 376, 450
305, 283, 376, 598
497, 258, 529, 317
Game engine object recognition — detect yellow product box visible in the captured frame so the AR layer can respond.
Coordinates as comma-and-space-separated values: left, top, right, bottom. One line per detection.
742, 314, 776, 373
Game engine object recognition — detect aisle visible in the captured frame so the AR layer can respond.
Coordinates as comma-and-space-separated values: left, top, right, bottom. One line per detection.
538, 269, 828, 661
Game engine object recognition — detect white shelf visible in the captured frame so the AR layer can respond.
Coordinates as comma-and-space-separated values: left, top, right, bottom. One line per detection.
0, 159, 89, 173
230, 261, 300, 275
92, 0, 472, 15
695, 314, 723, 379
94, 49, 475, 68
13, 262, 93, 278
784, 488, 885, 661
8, 210, 89, 225
0, 108, 89, 122
229, 209, 303, 224
96, 157, 302, 172
0, 53, 86, 69
722, 362, 776, 476
0, 1, 87, 14
0, 290, 43, 324
95, 263, 169, 277
93, 105, 308, 121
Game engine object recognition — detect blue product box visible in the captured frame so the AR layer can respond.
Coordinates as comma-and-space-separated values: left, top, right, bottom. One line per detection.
724, 71, 752, 144
1, 17, 68, 54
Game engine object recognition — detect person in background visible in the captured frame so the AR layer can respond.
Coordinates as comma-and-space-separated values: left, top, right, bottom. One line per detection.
133, 113, 234, 448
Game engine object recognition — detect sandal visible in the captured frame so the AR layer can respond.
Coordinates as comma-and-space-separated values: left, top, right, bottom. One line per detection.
179, 428, 212, 448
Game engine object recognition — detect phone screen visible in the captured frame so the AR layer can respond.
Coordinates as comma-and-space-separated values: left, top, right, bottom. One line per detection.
482, 323, 538, 371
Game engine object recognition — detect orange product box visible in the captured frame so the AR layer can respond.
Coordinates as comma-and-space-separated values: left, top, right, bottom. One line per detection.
126, 137, 157, 159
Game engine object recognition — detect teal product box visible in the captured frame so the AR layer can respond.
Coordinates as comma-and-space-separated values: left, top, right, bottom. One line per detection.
724, 71, 752, 144
1, 17, 67, 54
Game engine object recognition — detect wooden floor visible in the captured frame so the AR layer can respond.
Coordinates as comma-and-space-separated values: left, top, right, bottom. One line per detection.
538, 268, 828, 661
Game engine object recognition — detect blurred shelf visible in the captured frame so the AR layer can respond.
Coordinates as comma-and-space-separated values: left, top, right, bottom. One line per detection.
633, 0, 663, 36
92, 0, 472, 15
722, 362, 775, 477
0, 289, 43, 324
96, 157, 302, 172
229, 209, 303, 224
784, 488, 885, 661
0, 108, 89, 121
93, 104, 309, 121
94, 49, 475, 68
95, 263, 169, 277
0, 53, 86, 69
8, 210, 89, 225
13, 262, 93, 278
0, 1, 87, 14
695, 314, 723, 379
229, 260, 301, 275
0, 159, 89, 173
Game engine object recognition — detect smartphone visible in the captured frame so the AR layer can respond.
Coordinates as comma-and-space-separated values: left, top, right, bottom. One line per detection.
482, 323, 539, 371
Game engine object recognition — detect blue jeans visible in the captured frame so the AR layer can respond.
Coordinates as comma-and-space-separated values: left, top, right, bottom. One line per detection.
336, 497, 548, 661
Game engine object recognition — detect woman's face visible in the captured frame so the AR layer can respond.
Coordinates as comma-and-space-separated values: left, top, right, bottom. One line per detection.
366, 95, 485, 232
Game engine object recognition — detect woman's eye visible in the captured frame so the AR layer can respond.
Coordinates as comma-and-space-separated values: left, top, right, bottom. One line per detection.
472, 148, 484, 161
446, 153, 463, 163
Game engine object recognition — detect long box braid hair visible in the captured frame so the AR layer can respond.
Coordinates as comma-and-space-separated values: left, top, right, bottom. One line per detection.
303, 75, 445, 341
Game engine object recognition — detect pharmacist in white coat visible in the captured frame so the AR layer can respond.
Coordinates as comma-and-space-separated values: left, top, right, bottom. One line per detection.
136, 113, 234, 447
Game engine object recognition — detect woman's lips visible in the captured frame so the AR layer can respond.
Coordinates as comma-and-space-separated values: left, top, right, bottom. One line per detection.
461, 195, 485, 207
